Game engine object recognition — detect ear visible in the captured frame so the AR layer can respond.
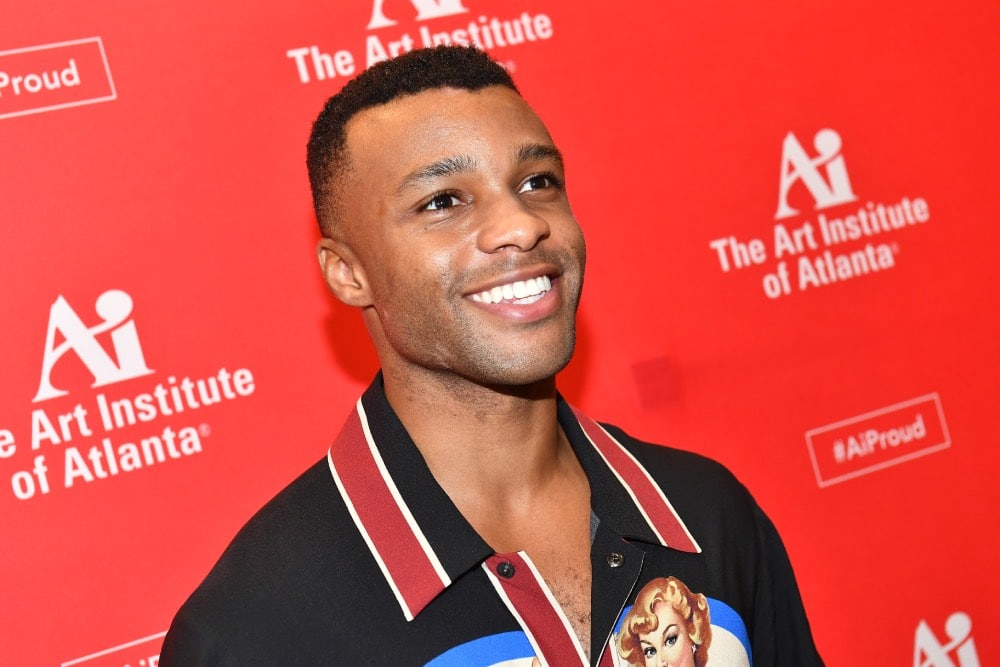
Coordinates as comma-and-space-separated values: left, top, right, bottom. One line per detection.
317, 238, 372, 307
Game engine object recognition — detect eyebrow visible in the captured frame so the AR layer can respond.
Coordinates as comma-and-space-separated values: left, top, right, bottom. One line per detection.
396, 155, 477, 195
515, 142, 564, 168
394, 143, 564, 196
639, 623, 679, 644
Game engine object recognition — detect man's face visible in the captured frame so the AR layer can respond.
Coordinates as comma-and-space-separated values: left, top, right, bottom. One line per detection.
331, 85, 585, 388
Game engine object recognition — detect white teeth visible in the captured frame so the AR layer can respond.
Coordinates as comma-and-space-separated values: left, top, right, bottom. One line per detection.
470, 275, 553, 305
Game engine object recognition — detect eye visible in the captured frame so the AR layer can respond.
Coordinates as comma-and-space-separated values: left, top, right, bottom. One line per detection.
422, 192, 461, 211
643, 647, 657, 658
665, 632, 679, 647
517, 173, 562, 193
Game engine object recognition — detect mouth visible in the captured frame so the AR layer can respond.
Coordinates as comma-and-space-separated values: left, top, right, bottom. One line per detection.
468, 275, 553, 306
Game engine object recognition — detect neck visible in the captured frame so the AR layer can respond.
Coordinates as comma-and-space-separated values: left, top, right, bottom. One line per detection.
382, 365, 567, 508
380, 365, 593, 655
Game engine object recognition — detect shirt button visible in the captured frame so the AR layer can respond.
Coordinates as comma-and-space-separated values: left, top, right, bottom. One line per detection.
497, 561, 516, 578
607, 552, 624, 568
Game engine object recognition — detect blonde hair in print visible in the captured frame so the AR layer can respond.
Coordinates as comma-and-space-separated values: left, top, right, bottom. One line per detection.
617, 576, 712, 666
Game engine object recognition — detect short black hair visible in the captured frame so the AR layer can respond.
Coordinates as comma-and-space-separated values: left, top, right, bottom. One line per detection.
306, 46, 518, 237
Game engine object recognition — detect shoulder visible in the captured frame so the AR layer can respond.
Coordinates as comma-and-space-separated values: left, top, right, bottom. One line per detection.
599, 422, 764, 539
601, 422, 752, 500
162, 457, 364, 661
207, 457, 344, 567
185, 456, 355, 596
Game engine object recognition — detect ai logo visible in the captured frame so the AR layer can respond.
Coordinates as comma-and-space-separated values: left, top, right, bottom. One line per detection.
774, 129, 857, 220
914, 612, 980, 667
33, 289, 153, 402
367, 0, 469, 29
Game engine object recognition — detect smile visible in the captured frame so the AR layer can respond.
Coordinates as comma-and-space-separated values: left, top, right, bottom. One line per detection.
469, 275, 552, 305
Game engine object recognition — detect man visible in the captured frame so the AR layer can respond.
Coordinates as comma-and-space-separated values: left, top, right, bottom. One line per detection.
162, 46, 822, 666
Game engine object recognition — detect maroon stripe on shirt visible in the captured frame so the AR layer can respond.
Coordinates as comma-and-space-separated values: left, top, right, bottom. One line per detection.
484, 553, 588, 666
599, 645, 617, 667
328, 405, 446, 619
571, 408, 700, 553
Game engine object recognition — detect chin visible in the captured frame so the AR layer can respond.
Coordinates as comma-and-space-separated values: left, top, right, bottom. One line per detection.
474, 339, 576, 389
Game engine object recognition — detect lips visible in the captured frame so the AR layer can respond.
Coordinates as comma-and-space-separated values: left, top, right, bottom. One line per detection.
469, 275, 552, 305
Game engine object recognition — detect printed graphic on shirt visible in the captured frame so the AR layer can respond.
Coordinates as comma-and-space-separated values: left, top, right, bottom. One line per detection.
424, 630, 537, 666
610, 577, 751, 667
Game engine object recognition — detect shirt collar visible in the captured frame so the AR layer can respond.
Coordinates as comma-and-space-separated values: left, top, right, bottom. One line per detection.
326, 375, 699, 621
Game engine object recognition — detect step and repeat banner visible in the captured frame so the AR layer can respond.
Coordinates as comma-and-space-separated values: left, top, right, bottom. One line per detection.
2, 2, 997, 665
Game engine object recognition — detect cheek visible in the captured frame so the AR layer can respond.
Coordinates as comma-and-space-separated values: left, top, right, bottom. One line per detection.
564, 220, 588, 276
557, 212, 585, 248
373, 246, 455, 323
664, 635, 690, 660
367, 239, 434, 296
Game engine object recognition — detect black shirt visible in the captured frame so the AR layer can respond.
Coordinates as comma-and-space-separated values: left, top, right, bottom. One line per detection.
162, 377, 822, 666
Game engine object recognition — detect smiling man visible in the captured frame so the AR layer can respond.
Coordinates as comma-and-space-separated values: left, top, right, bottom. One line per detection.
162, 47, 823, 666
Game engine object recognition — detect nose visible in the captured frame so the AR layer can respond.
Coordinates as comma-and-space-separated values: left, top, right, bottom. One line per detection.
475, 193, 550, 254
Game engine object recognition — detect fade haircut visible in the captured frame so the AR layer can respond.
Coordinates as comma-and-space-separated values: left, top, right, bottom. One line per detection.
306, 46, 519, 237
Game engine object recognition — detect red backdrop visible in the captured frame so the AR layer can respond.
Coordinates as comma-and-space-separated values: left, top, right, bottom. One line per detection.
2, 2, 997, 665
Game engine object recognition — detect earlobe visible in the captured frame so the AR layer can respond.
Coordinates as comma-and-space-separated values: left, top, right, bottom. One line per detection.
316, 238, 372, 307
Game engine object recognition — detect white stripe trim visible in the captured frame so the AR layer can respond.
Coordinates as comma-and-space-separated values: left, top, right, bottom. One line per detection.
326, 450, 415, 621
356, 399, 452, 587
583, 420, 701, 553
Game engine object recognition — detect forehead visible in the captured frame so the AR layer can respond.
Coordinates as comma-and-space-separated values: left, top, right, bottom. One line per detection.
342, 86, 554, 181
652, 599, 683, 621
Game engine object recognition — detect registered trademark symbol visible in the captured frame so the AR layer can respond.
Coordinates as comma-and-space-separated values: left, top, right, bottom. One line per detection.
502, 59, 517, 72
199, 423, 211, 437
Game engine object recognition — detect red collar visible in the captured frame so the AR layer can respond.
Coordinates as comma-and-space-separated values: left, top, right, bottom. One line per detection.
326, 386, 700, 621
